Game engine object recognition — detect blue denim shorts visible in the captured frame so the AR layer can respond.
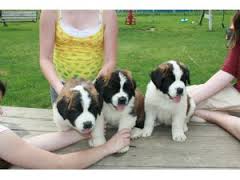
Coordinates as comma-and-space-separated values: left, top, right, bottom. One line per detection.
50, 87, 58, 104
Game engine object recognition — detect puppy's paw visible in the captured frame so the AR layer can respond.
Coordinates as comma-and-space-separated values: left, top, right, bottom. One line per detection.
142, 128, 153, 137
183, 123, 188, 132
172, 132, 187, 142
118, 146, 129, 153
88, 139, 94, 147
89, 137, 106, 147
131, 128, 143, 139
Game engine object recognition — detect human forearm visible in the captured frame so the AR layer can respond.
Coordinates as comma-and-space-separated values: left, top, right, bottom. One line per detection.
0, 130, 111, 169
25, 130, 87, 152
99, 10, 117, 77
40, 58, 63, 94
0, 130, 62, 169
59, 128, 131, 169
60, 143, 111, 169
190, 70, 234, 104
40, 11, 61, 94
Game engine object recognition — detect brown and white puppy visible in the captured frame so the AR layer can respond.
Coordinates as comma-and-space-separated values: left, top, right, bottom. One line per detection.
94, 70, 145, 153
53, 78, 105, 147
142, 60, 195, 142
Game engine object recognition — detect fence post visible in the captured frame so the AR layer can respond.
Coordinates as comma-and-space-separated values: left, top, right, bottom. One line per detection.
208, 10, 213, 31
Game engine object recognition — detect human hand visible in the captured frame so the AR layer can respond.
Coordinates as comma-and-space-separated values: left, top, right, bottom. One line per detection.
79, 132, 92, 139
97, 66, 113, 78
55, 83, 64, 95
187, 86, 199, 103
104, 128, 131, 154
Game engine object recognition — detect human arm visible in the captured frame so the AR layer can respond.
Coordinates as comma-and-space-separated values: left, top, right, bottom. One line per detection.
98, 10, 118, 77
190, 44, 240, 104
0, 129, 130, 169
25, 130, 90, 152
39, 10, 63, 95
189, 70, 234, 104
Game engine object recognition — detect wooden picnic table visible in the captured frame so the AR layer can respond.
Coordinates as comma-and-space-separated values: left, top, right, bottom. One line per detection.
1, 106, 240, 169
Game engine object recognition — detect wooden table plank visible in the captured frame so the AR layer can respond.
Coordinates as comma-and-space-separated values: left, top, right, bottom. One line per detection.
1, 116, 232, 137
13, 127, 240, 168
53, 130, 240, 168
2, 106, 52, 120
2, 106, 239, 169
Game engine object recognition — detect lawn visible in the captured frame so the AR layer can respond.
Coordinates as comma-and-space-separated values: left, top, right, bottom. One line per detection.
0, 11, 234, 108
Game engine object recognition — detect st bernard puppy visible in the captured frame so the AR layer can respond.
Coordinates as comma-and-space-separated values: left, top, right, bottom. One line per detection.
142, 60, 195, 142
53, 78, 105, 147
94, 70, 145, 153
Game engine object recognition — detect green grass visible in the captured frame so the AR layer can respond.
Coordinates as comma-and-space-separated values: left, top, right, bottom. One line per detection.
0, 11, 233, 108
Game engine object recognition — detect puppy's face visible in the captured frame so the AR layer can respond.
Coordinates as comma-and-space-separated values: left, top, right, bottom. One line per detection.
150, 60, 190, 103
95, 70, 136, 111
56, 85, 102, 134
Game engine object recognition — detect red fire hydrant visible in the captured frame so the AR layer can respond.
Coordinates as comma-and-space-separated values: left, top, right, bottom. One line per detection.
125, 10, 136, 25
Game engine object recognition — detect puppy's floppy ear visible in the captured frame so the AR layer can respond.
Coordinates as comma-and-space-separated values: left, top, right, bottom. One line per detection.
0, 81, 6, 99
96, 94, 103, 115
184, 67, 191, 85
132, 79, 137, 90
122, 70, 136, 90
94, 76, 106, 96
178, 62, 191, 85
56, 96, 70, 120
88, 84, 103, 115
150, 69, 162, 89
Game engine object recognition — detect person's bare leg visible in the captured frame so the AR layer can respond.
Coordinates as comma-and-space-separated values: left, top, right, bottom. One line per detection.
195, 110, 240, 140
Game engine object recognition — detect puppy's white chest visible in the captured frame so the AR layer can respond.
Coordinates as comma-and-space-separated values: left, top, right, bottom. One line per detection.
103, 102, 134, 127
103, 105, 122, 126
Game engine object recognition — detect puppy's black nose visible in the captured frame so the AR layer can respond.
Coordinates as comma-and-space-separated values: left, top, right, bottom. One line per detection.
118, 97, 127, 105
176, 88, 184, 95
83, 121, 93, 129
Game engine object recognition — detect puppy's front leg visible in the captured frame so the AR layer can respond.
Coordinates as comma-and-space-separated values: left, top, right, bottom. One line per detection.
142, 107, 156, 137
117, 116, 136, 153
172, 113, 187, 142
89, 113, 106, 147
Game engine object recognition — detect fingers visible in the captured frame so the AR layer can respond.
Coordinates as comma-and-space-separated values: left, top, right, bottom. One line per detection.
80, 132, 92, 139
122, 132, 131, 138
118, 129, 131, 146
118, 129, 131, 138
118, 128, 131, 134
123, 138, 130, 146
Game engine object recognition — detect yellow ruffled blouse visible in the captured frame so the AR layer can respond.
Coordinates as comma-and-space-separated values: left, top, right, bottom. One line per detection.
53, 11, 104, 81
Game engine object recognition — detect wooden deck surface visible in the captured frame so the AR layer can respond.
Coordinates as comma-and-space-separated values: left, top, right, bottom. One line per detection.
1, 106, 240, 169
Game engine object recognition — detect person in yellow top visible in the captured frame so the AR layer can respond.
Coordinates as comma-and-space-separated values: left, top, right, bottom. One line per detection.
40, 10, 117, 99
